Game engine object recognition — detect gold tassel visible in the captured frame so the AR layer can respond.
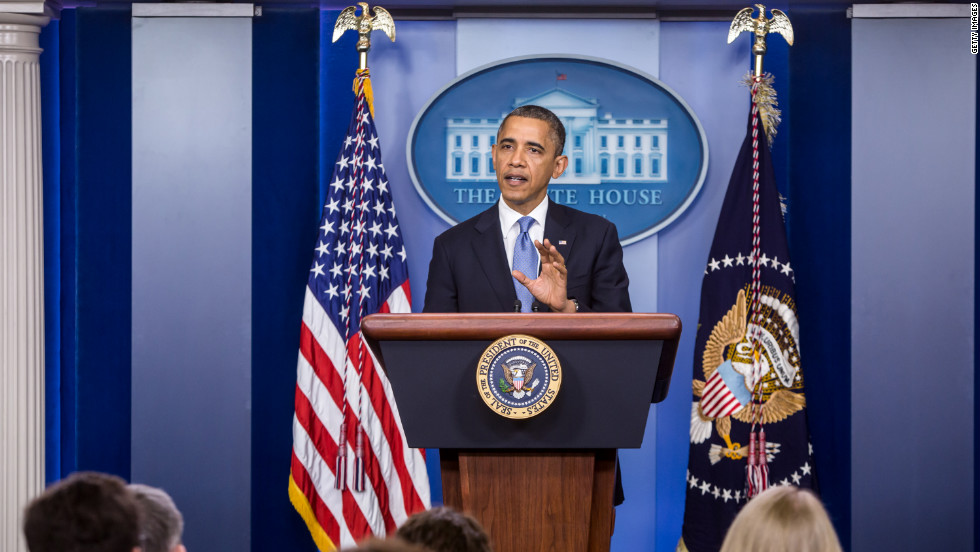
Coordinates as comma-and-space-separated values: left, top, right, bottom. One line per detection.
741, 72, 781, 147
354, 68, 375, 118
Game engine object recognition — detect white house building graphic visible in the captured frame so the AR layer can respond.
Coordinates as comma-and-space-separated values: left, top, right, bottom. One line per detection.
445, 88, 668, 185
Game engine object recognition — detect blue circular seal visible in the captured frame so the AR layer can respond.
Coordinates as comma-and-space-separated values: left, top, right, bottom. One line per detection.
476, 334, 562, 419
408, 55, 709, 245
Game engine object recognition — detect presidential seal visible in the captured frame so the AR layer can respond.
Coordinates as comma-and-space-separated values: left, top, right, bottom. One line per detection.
690, 287, 806, 464
476, 334, 562, 419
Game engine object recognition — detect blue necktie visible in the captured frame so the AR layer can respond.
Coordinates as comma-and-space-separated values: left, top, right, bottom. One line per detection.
512, 216, 537, 313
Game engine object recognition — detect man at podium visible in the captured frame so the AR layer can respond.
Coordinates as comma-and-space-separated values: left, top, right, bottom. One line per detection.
423, 104, 633, 505
423, 104, 632, 315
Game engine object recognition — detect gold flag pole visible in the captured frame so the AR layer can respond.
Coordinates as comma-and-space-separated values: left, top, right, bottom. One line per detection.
727, 4, 794, 78
333, 2, 396, 72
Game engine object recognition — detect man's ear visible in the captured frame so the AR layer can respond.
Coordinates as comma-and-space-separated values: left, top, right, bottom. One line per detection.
552, 155, 569, 179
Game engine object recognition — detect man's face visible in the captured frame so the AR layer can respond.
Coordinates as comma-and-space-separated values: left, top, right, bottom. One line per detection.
492, 116, 568, 215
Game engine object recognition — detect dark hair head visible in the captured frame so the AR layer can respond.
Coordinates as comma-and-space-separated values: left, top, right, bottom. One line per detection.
500, 105, 566, 156
128, 484, 183, 552
395, 507, 492, 552
23, 472, 141, 552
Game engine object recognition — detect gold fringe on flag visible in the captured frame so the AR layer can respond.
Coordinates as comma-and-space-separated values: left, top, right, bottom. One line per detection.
354, 68, 375, 118
288, 474, 338, 552
741, 72, 781, 146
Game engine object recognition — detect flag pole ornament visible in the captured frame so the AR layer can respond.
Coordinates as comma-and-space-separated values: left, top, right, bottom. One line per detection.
332, 2, 395, 70
333, 3, 395, 117
728, 4, 794, 79
728, 4, 792, 144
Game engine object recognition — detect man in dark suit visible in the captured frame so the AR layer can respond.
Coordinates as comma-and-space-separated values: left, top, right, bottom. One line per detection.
423, 105, 631, 314
423, 105, 631, 507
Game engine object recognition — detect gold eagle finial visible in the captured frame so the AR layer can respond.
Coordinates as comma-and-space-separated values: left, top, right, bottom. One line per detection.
728, 4, 793, 77
333, 3, 396, 70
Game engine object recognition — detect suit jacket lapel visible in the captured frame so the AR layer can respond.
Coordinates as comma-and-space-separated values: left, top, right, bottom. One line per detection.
544, 202, 576, 266
472, 205, 518, 311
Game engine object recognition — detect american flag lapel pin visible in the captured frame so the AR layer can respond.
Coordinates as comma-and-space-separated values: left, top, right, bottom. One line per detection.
558, 240, 567, 245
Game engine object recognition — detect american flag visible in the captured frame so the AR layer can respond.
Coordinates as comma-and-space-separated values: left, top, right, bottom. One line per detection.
289, 73, 430, 551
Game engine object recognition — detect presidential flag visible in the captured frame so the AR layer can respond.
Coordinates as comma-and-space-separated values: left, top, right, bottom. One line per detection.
289, 71, 430, 551
680, 76, 815, 552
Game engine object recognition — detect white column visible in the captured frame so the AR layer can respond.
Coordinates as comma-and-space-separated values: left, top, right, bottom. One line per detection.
0, 11, 49, 552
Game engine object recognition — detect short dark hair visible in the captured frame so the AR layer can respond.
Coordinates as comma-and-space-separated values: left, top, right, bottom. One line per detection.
23, 472, 141, 552
500, 105, 566, 156
129, 484, 183, 552
395, 507, 492, 552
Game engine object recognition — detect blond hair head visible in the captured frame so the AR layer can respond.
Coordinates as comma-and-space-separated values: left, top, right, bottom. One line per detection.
719, 485, 842, 552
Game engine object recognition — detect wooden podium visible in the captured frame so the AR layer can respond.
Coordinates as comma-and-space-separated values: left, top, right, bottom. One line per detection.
361, 313, 681, 552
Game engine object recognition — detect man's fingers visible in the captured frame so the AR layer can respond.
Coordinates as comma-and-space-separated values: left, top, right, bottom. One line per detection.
512, 269, 530, 285
533, 240, 549, 257
534, 239, 565, 264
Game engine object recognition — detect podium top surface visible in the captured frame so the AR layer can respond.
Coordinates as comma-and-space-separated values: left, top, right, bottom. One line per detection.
361, 312, 681, 341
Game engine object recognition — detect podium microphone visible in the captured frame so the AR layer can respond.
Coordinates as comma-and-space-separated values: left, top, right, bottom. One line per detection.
513, 300, 522, 312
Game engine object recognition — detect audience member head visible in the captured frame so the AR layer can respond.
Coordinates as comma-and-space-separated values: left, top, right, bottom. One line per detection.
341, 537, 432, 552
128, 484, 185, 552
23, 471, 141, 552
719, 485, 842, 552
395, 506, 492, 552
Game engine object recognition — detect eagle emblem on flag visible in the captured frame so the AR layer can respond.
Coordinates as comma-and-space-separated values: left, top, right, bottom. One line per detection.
690, 288, 805, 463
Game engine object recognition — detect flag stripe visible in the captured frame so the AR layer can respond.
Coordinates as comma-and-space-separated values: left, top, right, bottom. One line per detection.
296, 343, 395, 537
290, 438, 346, 544
350, 331, 428, 515
301, 286, 429, 515
289, 463, 341, 551
299, 320, 345, 408
701, 374, 743, 416
293, 385, 376, 540
291, 419, 359, 547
